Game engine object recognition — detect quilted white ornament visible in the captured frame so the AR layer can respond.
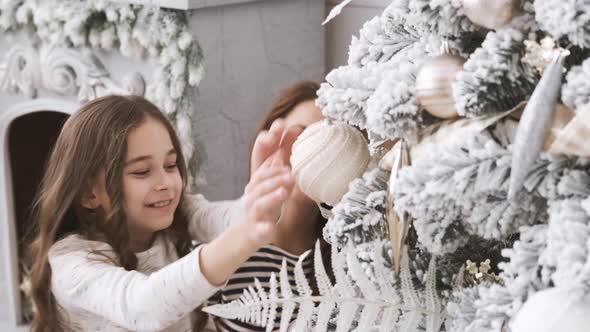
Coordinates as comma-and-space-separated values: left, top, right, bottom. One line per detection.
290, 122, 370, 206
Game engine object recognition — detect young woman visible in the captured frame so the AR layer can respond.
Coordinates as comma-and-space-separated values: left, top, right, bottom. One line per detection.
210, 81, 331, 332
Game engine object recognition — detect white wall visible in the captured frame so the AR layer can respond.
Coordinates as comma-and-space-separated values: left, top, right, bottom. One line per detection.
189, 0, 325, 200
325, 0, 390, 72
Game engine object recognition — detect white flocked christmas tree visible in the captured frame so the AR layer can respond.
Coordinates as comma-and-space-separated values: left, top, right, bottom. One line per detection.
205, 1, 590, 331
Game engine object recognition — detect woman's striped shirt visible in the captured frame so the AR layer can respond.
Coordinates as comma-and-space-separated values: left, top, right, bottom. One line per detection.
209, 245, 314, 332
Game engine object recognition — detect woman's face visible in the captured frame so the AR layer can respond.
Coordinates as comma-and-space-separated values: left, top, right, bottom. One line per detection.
283, 100, 324, 203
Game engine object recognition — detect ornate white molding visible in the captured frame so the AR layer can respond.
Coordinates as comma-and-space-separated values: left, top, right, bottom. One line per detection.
0, 1, 205, 180
0, 44, 145, 102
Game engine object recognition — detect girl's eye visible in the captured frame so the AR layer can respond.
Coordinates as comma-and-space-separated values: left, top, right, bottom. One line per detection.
132, 170, 150, 176
165, 163, 178, 170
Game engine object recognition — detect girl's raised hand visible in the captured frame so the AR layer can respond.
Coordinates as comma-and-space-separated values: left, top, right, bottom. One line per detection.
198, 122, 303, 286
243, 122, 303, 246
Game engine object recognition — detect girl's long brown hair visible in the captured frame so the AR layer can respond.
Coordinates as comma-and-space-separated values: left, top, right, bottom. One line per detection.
249, 80, 333, 287
28, 95, 196, 331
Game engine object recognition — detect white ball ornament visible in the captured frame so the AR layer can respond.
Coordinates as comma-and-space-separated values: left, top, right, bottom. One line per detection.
290, 121, 370, 206
462, 0, 517, 30
415, 52, 466, 119
511, 287, 590, 332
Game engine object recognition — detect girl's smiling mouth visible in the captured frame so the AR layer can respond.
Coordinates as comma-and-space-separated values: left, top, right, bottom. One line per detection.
146, 199, 173, 208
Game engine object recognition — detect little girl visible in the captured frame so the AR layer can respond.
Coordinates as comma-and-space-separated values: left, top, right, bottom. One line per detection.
28, 95, 300, 332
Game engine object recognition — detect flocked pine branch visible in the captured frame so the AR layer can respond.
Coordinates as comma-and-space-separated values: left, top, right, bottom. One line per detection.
446, 281, 487, 332
316, 63, 387, 130
348, 14, 421, 67
453, 13, 540, 117
535, 0, 590, 49
324, 167, 389, 250
562, 58, 590, 111
320, 0, 480, 141
204, 242, 449, 332
538, 163, 590, 291
384, 0, 480, 38
541, 198, 590, 290
446, 224, 550, 331
536, 159, 590, 202
452, 161, 590, 331
393, 118, 550, 255
474, 223, 551, 331
365, 60, 423, 141
445, 158, 590, 330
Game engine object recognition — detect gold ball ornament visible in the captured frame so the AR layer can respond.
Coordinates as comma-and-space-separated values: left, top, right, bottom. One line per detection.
462, 0, 517, 30
415, 53, 466, 119
290, 122, 370, 206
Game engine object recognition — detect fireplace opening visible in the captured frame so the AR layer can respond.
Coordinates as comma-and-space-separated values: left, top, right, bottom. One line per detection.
8, 111, 68, 322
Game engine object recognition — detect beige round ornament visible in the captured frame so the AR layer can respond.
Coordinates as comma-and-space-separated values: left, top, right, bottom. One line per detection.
462, 0, 517, 30
415, 53, 466, 119
290, 122, 370, 206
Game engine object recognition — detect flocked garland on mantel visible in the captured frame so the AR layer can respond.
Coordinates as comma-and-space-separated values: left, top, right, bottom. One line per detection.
0, 0, 205, 183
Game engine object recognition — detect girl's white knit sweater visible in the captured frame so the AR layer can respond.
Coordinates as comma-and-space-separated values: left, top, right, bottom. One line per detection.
48, 194, 241, 332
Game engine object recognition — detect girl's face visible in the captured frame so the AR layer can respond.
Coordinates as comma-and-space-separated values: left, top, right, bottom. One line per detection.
284, 100, 324, 203
83, 115, 183, 248
121, 117, 183, 237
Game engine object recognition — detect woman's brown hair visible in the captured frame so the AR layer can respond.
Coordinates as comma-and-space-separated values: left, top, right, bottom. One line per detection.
249, 80, 333, 287
28, 95, 197, 331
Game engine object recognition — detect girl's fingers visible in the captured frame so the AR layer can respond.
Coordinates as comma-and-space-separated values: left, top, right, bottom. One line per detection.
258, 152, 276, 170
250, 119, 287, 174
249, 171, 294, 199
245, 166, 291, 194
271, 125, 304, 167
281, 125, 304, 158
251, 186, 290, 221
250, 130, 272, 175
268, 119, 286, 139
